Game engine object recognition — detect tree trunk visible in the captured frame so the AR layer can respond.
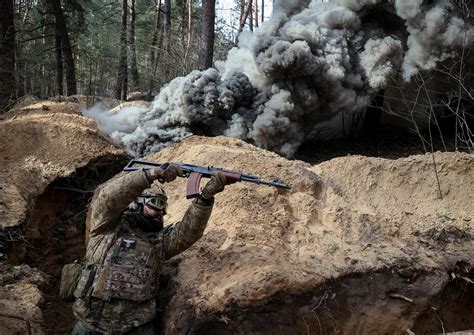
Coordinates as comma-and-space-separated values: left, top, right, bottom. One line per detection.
51, 0, 77, 95
115, 0, 128, 100
261, 0, 264, 23
55, 33, 64, 95
254, 0, 259, 28
163, 0, 171, 53
147, 0, 163, 100
184, 0, 193, 66
129, 0, 139, 88
240, 0, 246, 27
249, 0, 253, 31
178, 0, 187, 52
236, 0, 252, 44
159, 0, 171, 82
14, 44, 25, 98
199, 0, 216, 70
15, 0, 30, 98
0, 0, 16, 113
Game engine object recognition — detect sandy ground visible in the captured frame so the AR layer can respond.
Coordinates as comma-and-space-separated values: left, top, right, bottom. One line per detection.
148, 136, 473, 333
0, 265, 48, 335
0, 101, 472, 334
0, 104, 129, 334
0, 105, 126, 229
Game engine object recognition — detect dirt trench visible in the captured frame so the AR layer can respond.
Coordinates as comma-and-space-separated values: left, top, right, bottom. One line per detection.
161, 265, 473, 335
6, 154, 473, 335
7, 156, 127, 334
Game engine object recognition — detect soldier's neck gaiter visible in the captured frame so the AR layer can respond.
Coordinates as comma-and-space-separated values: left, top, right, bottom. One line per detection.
122, 208, 164, 233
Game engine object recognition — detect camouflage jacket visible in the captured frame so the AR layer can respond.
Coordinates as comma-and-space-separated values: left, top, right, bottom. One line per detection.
73, 170, 213, 334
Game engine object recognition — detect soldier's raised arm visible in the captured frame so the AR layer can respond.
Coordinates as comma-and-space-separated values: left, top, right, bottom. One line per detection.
161, 173, 227, 259
89, 170, 151, 236
89, 164, 183, 236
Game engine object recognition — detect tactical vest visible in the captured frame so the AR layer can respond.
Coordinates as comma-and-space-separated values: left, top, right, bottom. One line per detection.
91, 235, 159, 301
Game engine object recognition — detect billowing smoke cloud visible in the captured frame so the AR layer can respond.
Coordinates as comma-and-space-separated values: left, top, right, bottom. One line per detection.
84, 0, 473, 157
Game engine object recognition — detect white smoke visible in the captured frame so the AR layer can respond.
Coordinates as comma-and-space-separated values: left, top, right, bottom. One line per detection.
394, 0, 424, 20
398, 0, 474, 81
360, 36, 403, 89
84, 0, 473, 157
83, 103, 148, 135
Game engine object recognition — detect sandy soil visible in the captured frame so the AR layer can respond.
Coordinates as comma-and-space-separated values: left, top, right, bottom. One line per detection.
0, 265, 48, 335
0, 104, 129, 334
0, 101, 472, 334
147, 136, 473, 334
0, 106, 126, 229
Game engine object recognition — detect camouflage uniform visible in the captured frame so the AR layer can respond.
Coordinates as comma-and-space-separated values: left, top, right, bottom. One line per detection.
73, 170, 213, 334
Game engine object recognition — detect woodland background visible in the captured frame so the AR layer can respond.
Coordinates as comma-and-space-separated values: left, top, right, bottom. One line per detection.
0, 0, 473, 157
0, 0, 269, 112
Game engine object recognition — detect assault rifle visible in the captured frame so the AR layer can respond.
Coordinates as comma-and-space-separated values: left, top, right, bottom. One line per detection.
124, 159, 291, 199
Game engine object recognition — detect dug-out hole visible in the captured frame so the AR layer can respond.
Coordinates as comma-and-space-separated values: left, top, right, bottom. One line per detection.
10, 155, 128, 334
181, 268, 473, 335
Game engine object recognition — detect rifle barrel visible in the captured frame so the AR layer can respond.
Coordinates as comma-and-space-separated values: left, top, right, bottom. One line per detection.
239, 175, 290, 189
123, 159, 291, 189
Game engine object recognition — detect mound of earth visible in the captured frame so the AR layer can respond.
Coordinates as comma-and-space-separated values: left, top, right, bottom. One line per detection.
0, 103, 472, 334
0, 107, 127, 230
107, 100, 151, 114
146, 136, 473, 334
3, 95, 122, 121
0, 265, 48, 335
0, 104, 130, 333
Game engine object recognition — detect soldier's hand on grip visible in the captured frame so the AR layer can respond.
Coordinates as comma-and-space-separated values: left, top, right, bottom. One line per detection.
201, 172, 227, 199
150, 163, 183, 183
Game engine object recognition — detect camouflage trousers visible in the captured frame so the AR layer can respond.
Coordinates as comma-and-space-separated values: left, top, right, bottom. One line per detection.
71, 320, 156, 335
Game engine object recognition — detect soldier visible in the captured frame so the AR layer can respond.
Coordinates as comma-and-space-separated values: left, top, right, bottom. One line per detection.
71, 164, 227, 334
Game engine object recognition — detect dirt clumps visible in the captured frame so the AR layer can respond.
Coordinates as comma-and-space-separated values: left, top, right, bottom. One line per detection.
3, 95, 122, 121
145, 136, 473, 334
0, 265, 48, 335
0, 107, 127, 229
0, 102, 130, 333
0, 102, 472, 334
107, 100, 151, 114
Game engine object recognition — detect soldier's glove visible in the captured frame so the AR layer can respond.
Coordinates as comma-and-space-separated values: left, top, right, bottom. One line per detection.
147, 163, 183, 183
201, 172, 227, 199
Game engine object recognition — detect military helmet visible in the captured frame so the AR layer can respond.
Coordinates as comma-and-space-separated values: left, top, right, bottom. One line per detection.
140, 188, 168, 214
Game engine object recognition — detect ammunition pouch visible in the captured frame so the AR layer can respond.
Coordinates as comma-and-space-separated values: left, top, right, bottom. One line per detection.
74, 263, 98, 299
59, 260, 84, 300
